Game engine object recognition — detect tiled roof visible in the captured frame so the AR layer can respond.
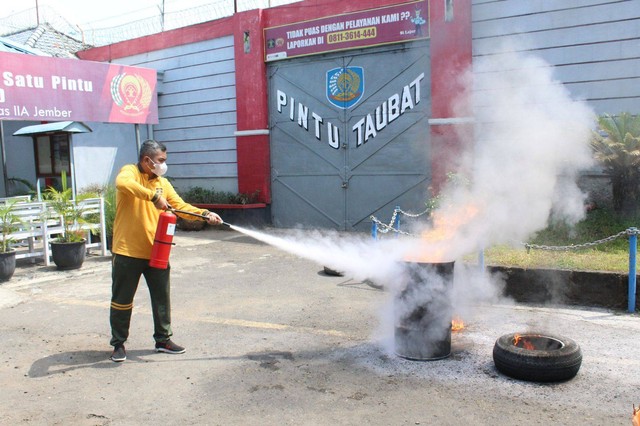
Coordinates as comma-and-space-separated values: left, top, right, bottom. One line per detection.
3, 22, 91, 58
0, 36, 45, 55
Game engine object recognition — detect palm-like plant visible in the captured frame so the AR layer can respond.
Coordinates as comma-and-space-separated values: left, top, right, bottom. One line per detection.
102, 184, 116, 239
590, 113, 640, 214
0, 200, 23, 253
44, 172, 97, 243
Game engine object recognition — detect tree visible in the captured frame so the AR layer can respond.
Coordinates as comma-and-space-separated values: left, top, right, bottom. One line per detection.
590, 113, 640, 215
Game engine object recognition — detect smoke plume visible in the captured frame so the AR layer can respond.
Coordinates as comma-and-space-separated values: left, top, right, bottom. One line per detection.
229, 47, 596, 353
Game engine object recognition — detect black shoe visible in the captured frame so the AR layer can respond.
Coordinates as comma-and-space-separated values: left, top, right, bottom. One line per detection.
110, 344, 126, 362
155, 340, 185, 354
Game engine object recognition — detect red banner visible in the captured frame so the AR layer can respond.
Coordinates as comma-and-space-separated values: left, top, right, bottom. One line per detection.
0, 51, 158, 124
264, 0, 429, 62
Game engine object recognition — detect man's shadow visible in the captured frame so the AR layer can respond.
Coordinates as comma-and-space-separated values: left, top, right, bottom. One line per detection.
28, 349, 156, 377
28, 349, 246, 377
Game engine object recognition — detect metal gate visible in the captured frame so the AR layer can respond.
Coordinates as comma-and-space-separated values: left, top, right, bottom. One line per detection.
268, 41, 431, 231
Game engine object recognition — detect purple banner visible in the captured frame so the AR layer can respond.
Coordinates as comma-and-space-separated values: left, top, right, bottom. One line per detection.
264, 0, 429, 62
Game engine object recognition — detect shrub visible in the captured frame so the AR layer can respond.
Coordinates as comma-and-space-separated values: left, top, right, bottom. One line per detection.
180, 187, 259, 205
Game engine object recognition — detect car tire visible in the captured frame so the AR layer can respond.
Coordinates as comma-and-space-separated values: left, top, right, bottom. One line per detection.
492, 332, 582, 382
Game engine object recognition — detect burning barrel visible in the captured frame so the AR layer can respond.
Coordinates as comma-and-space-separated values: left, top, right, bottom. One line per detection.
394, 261, 454, 361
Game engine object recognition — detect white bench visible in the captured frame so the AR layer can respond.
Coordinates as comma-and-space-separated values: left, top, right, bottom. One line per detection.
1, 201, 64, 266
0, 195, 32, 204
0, 197, 108, 266
77, 197, 108, 257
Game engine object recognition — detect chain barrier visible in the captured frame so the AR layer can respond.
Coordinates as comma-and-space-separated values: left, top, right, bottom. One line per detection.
369, 210, 412, 236
396, 207, 431, 218
371, 208, 640, 251
524, 228, 639, 252
369, 206, 429, 237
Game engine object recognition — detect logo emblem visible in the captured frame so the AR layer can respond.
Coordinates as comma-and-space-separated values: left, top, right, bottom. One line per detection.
110, 73, 153, 116
326, 66, 364, 109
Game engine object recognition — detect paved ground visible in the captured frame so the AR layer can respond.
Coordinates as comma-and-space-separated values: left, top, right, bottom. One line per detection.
0, 227, 639, 425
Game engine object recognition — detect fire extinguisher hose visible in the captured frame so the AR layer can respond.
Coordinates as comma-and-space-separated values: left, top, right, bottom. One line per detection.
168, 207, 231, 228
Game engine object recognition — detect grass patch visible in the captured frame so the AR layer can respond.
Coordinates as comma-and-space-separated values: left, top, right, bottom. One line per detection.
474, 208, 640, 273
481, 245, 631, 273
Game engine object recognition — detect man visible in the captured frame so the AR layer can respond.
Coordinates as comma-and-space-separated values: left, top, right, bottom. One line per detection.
109, 140, 222, 362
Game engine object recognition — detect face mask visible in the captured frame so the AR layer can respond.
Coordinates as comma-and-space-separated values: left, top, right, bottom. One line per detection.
149, 159, 168, 176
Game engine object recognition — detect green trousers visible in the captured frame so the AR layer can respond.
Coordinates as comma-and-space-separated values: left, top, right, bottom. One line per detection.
110, 254, 173, 347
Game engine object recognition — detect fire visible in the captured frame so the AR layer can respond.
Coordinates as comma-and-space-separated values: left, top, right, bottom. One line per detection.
404, 203, 480, 263
513, 334, 536, 350
427, 204, 480, 241
451, 316, 465, 332
633, 404, 640, 426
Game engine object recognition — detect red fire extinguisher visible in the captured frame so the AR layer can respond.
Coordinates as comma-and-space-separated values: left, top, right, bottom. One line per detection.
149, 211, 177, 269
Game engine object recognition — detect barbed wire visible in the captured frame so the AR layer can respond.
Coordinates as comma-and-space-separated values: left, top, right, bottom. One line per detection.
0, 0, 300, 47
370, 208, 639, 251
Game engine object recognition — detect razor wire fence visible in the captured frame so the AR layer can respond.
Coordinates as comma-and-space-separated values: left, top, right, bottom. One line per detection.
370, 206, 639, 313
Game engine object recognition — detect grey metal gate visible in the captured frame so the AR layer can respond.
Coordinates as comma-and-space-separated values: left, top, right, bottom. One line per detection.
268, 41, 431, 231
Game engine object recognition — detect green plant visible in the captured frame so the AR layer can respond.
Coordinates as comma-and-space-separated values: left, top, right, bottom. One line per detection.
43, 172, 98, 243
0, 200, 24, 253
103, 184, 116, 238
7, 177, 36, 198
590, 112, 640, 215
180, 186, 260, 205
425, 172, 470, 213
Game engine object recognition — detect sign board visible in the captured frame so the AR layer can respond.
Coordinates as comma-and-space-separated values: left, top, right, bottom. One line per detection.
264, 0, 429, 62
0, 51, 158, 124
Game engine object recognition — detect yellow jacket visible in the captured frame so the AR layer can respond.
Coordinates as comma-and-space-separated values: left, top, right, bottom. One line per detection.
112, 164, 209, 260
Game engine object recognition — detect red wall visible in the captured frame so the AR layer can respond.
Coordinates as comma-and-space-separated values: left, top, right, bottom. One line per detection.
428, 0, 473, 191
79, 0, 472, 202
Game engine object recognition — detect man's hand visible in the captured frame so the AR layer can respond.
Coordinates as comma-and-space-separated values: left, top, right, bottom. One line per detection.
205, 211, 223, 225
153, 196, 170, 210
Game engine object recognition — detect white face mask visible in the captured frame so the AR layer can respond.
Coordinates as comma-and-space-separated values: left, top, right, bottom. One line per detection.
149, 159, 168, 176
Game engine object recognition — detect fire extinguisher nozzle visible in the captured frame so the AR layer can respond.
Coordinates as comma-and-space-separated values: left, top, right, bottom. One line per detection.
221, 222, 232, 228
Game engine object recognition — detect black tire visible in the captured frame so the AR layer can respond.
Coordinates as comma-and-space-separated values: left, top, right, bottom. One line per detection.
492, 332, 582, 382
323, 266, 344, 277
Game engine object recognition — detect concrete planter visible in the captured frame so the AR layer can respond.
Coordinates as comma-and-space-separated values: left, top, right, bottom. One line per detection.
51, 240, 86, 270
0, 250, 16, 282
489, 265, 637, 311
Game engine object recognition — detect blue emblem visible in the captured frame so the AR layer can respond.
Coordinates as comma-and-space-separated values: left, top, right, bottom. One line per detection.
326, 66, 364, 109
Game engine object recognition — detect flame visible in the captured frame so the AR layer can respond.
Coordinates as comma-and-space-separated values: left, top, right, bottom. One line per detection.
404, 203, 480, 263
451, 316, 465, 332
513, 334, 535, 350
633, 404, 640, 426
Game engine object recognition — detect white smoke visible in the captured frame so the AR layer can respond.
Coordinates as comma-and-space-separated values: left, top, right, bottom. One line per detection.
229, 47, 596, 355
411, 48, 596, 262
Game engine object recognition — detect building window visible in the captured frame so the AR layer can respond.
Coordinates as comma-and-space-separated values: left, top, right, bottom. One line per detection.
34, 133, 70, 177
445, 0, 454, 22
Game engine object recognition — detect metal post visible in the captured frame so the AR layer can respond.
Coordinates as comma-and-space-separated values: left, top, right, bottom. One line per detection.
478, 247, 485, 271
629, 228, 637, 313
135, 124, 141, 155
69, 136, 77, 201
394, 205, 400, 238
371, 220, 378, 240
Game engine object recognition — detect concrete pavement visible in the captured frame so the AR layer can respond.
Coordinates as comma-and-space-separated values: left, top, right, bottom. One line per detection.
0, 227, 639, 425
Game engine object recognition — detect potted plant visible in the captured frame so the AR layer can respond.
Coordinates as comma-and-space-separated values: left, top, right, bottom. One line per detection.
44, 172, 98, 270
0, 200, 23, 281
